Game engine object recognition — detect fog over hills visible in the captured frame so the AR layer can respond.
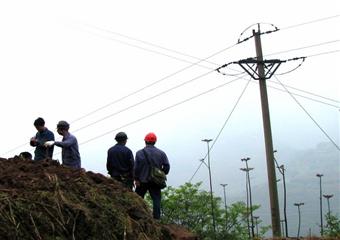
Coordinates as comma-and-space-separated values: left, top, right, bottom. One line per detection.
236, 142, 340, 237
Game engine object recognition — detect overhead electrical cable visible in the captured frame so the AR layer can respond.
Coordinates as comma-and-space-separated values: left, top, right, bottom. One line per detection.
265, 40, 340, 57
305, 49, 340, 58
79, 76, 243, 146
274, 76, 340, 151
2, 41, 238, 156
83, 23, 220, 68
70, 43, 237, 125
259, 81, 340, 109
266, 80, 340, 105
280, 14, 340, 31
189, 77, 252, 182
72, 69, 217, 133
4, 16, 339, 155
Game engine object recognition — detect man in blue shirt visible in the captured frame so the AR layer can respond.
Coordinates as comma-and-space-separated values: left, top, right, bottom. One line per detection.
45, 121, 81, 169
134, 132, 170, 219
107, 132, 134, 190
30, 117, 55, 160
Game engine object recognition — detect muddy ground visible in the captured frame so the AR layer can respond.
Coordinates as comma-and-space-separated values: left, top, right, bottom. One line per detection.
0, 157, 197, 240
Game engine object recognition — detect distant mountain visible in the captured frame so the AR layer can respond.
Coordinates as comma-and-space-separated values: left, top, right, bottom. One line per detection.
232, 142, 340, 237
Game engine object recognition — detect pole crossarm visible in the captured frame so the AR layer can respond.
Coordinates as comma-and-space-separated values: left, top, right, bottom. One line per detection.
237, 58, 283, 80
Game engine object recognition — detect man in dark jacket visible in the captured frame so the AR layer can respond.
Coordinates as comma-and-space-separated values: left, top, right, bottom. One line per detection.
30, 117, 55, 160
134, 132, 170, 219
45, 121, 81, 169
107, 132, 134, 190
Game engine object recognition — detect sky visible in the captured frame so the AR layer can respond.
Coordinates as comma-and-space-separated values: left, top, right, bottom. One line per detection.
0, 0, 339, 237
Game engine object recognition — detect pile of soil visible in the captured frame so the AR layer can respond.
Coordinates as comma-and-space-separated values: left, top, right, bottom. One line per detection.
0, 157, 197, 240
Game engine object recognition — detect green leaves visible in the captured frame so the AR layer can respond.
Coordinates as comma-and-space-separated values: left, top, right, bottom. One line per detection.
324, 213, 340, 237
156, 182, 268, 240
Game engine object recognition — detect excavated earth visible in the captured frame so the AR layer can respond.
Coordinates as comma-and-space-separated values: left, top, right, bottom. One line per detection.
0, 157, 197, 240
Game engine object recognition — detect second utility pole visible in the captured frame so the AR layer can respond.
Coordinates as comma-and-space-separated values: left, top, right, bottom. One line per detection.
253, 26, 281, 237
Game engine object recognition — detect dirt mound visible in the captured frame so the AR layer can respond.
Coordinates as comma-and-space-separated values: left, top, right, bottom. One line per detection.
0, 157, 197, 240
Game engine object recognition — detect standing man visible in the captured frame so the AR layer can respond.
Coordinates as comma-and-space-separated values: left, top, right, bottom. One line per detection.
30, 117, 55, 160
134, 132, 170, 219
45, 120, 81, 169
107, 132, 134, 190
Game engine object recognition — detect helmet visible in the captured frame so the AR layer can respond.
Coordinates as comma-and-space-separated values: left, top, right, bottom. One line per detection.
144, 132, 157, 143
57, 120, 70, 130
115, 132, 128, 142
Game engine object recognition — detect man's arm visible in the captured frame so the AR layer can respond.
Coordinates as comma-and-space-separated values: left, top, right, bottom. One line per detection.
161, 152, 170, 174
55, 135, 76, 148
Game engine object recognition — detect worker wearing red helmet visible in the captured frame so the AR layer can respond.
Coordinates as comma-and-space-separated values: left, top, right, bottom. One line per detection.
134, 132, 170, 219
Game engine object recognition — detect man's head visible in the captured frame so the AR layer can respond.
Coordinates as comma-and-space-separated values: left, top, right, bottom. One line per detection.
57, 120, 70, 136
19, 151, 32, 160
144, 132, 157, 145
115, 132, 128, 144
34, 117, 45, 132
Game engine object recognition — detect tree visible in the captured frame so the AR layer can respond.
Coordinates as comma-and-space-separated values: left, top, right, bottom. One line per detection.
324, 213, 340, 238
146, 182, 269, 240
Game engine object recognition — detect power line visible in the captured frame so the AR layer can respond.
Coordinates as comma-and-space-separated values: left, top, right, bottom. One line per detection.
189, 77, 252, 182
305, 49, 340, 58
82, 28, 214, 70
79, 77, 242, 146
2, 43, 238, 156
68, 48, 340, 135
263, 81, 340, 109
5, 47, 338, 156
274, 76, 340, 151
70, 43, 237, 125
265, 40, 340, 57
72, 69, 217, 133
266, 80, 340, 105
4, 22, 339, 155
280, 14, 340, 31
82, 23, 220, 68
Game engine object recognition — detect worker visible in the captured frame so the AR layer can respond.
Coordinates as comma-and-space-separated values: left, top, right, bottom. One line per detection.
106, 132, 134, 190
134, 132, 170, 219
44, 120, 81, 169
19, 151, 33, 160
30, 117, 55, 160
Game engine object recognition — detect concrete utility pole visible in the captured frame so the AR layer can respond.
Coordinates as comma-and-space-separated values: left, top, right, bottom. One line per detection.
251, 25, 281, 237
274, 149, 289, 238
254, 216, 260, 238
323, 194, 334, 218
240, 166, 251, 240
316, 173, 324, 236
220, 183, 228, 229
241, 157, 255, 238
294, 202, 305, 239
201, 139, 216, 240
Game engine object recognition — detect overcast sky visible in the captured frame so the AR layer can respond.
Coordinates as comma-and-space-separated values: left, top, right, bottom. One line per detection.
0, 0, 339, 236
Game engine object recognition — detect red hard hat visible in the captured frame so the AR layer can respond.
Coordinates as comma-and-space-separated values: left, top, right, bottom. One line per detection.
144, 132, 157, 143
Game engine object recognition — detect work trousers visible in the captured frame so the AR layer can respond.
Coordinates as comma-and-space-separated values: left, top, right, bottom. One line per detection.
135, 182, 161, 219
111, 175, 134, 190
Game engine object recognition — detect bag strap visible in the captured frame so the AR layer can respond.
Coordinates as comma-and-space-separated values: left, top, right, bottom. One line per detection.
142, 149, 154, 167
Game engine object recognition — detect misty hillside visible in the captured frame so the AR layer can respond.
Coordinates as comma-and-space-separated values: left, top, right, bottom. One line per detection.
239, 142, 339, 237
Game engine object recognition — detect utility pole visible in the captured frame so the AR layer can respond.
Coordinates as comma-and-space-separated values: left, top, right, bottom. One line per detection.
240, 166, 251, 240
316, 173, 324, 236
253, 25, 281, 237
220, 183, 228, 230
241, 157, 255, 238
234, 24, 281, 237
280, 219, 285, 237
254, 216, 260, 238
274, 150, 289, 238
294, 202, 305, 239
217, 24, 307, 238
201, 139, 216, 240
323, 194, 333, 218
